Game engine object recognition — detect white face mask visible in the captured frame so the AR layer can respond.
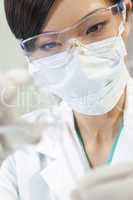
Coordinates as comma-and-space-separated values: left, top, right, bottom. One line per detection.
29, 23, 130, 116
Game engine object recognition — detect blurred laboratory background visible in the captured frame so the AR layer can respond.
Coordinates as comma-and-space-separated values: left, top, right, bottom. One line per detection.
0, 0, 27, 70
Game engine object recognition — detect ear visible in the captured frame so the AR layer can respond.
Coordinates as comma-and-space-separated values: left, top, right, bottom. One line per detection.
125, 0, 132, 20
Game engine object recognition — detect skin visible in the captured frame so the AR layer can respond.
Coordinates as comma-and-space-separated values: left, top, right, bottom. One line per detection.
42, 0, 132, 168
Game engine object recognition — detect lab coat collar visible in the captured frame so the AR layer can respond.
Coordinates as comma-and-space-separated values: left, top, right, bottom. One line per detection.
39, 119, 89, 197
35, 103, 89, 197
34, 101, 76, 159
111, 77, 133, 164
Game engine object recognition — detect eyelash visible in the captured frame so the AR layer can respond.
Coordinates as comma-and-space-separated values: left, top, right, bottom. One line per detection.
39, 21, 107, 51
86, 22, 107, 35
40, 42, 61, 51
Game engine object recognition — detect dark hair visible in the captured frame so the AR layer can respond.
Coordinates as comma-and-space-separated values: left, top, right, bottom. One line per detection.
4, 0, 55, 40
4, 0, 124, 40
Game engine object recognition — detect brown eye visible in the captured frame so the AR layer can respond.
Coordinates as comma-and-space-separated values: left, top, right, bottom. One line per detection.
86, 22, 106, 35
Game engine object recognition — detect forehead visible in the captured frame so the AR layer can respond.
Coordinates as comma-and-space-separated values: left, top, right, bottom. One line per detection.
43, 0, 110, 32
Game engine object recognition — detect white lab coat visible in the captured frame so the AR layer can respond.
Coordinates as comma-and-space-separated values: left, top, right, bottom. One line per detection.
0, 77, 133, 200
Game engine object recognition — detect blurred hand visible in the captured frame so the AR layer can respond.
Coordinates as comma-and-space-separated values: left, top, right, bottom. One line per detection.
72, 163, 133, 200
0, 69, 42, 164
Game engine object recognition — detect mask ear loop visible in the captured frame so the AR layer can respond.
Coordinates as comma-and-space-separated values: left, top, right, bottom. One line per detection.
118, 2, 127, 36
118, 1, 133, 36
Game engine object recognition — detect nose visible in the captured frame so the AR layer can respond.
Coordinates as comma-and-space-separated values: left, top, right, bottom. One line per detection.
68, 38, 89, 56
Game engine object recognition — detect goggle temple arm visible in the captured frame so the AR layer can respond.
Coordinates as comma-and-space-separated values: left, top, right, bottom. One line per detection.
117, 1, 125, 12
116, 1, 133, 20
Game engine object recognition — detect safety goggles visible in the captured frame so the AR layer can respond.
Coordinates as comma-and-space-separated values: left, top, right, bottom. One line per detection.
21, 1, 126, 62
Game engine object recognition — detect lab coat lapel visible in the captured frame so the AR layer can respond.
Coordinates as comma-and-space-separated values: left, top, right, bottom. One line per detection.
112, 78, 133, 165
40, 107, 89, 198
15, 149, 41, 200
15, 148, 55, 200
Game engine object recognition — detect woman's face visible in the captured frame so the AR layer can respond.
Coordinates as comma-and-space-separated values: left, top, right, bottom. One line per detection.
27, 0, 131, 116
42, 0, 131, 46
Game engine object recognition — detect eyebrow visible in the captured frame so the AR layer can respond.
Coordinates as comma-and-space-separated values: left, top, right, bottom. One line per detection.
40, 7, 106, 34
80, 7, 104, 21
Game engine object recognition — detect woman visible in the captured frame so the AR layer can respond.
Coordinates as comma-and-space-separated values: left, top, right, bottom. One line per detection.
0, 0, 133, 199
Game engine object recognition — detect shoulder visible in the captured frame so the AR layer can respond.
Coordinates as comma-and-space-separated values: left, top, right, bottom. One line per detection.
0, 146, 41, 184
0, 147, 39, 171
0, 147, 41, 199
0, 154, 19, 199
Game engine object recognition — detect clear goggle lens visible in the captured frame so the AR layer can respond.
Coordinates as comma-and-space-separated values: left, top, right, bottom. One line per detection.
21, 2, 126, 64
